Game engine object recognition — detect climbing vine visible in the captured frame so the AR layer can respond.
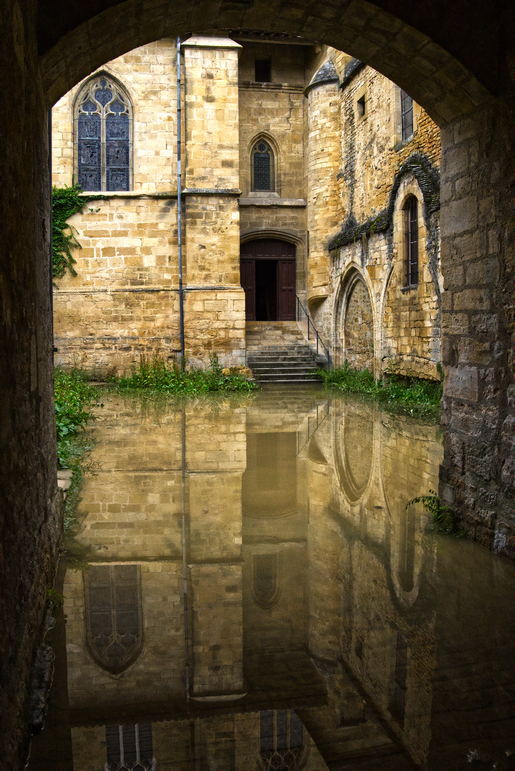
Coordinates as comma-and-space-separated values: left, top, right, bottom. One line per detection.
52, 183, 93, 279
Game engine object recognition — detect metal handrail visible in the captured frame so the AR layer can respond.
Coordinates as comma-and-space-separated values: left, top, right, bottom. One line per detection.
296, 295, 331, 363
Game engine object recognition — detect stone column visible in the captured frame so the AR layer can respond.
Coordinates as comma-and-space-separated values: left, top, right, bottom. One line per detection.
305, 59, 341, 336
182, 35, 245, 368
439, 93, 515, 559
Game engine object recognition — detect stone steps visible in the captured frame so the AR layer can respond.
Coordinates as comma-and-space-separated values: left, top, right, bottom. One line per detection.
246, 322, 324, 384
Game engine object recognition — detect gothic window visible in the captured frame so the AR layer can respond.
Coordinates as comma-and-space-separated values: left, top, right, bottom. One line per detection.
404, 196, 419, 287
252, 140, 275, 192
105, 723, 155, 771
76, 74, 132, 191
260, 710, 305, 771
86, 565, 143, 674
400, 90, 414, 141
253, 553, 279, 609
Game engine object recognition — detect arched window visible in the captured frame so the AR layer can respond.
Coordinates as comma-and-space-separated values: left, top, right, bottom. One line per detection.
404, 196, 419, 287
105, 723, 155, 771
260, 710, 305, 770
85, 565, 143, 674
400, 90, 414, 141
252, 140, 275, 192
76, 74, 132, 191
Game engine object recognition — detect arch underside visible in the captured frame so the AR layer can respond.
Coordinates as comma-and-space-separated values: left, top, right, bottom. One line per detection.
40, 1, 492, 124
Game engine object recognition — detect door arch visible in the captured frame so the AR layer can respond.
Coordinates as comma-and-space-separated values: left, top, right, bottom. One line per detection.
240, 239, 296, 321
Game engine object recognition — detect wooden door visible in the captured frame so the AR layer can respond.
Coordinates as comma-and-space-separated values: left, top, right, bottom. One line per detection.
277, 259, 296, 320
240, 239, 296, 321
240, 258, 256, 320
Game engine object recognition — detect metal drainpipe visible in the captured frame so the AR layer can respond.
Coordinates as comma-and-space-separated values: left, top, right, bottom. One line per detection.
177, 37, 185, 364
49, 108, 55, 365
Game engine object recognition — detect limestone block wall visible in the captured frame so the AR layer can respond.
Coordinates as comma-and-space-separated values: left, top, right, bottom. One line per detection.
52, 36, 247, 372
439, 94, 515, 559
306, 71, 341, 306
52, 39, 178, 192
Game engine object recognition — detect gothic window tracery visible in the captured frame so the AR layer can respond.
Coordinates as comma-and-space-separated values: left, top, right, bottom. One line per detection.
252, 139, 275, 192
76, 74, 132, 191
85, 565, 143, 674
259, 710, 306, 771
105, 723, 155, 771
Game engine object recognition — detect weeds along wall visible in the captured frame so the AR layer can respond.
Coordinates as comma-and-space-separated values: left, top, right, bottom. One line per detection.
51, 37, 441, 379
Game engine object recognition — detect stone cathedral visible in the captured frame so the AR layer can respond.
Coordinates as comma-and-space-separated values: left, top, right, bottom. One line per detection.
51, 33, 441, 381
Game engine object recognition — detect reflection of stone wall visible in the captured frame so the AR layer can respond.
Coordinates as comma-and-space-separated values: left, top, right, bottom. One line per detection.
307, 397, 441, 765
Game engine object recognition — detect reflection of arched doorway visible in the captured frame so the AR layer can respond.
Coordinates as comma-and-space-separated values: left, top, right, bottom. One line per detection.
240, 239, 296, 321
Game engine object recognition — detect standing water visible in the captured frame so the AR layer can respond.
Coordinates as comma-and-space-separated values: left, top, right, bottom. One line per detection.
28, 388, 515, 771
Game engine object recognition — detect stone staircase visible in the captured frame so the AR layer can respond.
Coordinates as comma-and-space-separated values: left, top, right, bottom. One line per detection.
246, 322, 325, 384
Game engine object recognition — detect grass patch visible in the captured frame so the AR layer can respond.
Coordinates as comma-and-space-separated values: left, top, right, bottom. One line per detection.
319, 361, 442, 420
54, 368, 101, 539
116, 355, 259, 396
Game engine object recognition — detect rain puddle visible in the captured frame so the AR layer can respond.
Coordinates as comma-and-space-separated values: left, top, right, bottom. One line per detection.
28, 388, 515, 771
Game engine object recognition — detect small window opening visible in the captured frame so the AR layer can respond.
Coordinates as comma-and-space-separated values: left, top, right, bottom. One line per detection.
255, 59, 272, 83
404, 196, 419, 287
357, 94, 366, 118
401, 90, 414, 141
105, 723, 155, 771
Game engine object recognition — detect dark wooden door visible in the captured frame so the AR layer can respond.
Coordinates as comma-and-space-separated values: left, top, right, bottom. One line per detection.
277, 259, 296, 320
240, 258, 256, 320
240, 239, 296, 321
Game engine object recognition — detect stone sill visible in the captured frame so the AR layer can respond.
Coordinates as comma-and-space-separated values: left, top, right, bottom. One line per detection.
239, 81, 305, 93
400, 284, 419, 293
79, 191, 177, 200
239, 197, 306, 207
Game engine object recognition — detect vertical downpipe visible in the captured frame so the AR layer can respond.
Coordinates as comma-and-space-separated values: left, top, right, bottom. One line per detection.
181, 408, 190, 701
177, 37, 185, 363
49, 108, 54, 365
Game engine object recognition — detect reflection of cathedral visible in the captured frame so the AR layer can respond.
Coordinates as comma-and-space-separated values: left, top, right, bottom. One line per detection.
31, 393, 515, 770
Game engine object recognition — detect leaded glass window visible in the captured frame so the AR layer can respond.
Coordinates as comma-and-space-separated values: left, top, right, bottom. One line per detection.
400, 90, 413, 142
260, 710, 305, 770
76, 75, 132, 191
252, 140, 274, 192
105, 723, 155, 771
404, 196, 419, 287
86, 565, 143, 674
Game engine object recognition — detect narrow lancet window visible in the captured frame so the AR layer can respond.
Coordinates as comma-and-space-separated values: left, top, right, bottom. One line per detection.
76, 75, 132, 191
400, 90, 414, 141
404, 196, 419, 287
252, 140, 274, 192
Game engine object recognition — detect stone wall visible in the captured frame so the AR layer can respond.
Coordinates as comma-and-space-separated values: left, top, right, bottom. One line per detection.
439, 93, 515, 559
0, 3, 61, 768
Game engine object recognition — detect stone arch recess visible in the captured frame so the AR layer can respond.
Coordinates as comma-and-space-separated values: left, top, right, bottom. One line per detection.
334, 265, 376, 372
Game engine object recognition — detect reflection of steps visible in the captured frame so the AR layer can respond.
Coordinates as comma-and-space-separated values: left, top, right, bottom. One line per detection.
246, 322, 324, 384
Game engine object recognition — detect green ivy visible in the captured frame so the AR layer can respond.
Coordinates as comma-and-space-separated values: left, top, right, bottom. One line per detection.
52, 183, 93, 280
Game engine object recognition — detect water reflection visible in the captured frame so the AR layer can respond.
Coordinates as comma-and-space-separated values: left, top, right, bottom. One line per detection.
29, 390, 515, 771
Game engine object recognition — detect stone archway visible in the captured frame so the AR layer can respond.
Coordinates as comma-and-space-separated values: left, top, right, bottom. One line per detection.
3, 2, 515, 765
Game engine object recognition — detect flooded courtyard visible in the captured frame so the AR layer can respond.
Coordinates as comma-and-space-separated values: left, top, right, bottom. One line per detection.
29, 388, 515, 771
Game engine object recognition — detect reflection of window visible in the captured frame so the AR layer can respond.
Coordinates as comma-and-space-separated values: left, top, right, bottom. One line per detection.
105, 723, 155, 771
260, 710, 305, 770
404, 196, 419, 287
86, 565, 142, 674
389, 631, 408, 725
76, 74, 132, 191
400, 90, 413, 141
252, 140, 274, 192
253, 553, 279, 609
